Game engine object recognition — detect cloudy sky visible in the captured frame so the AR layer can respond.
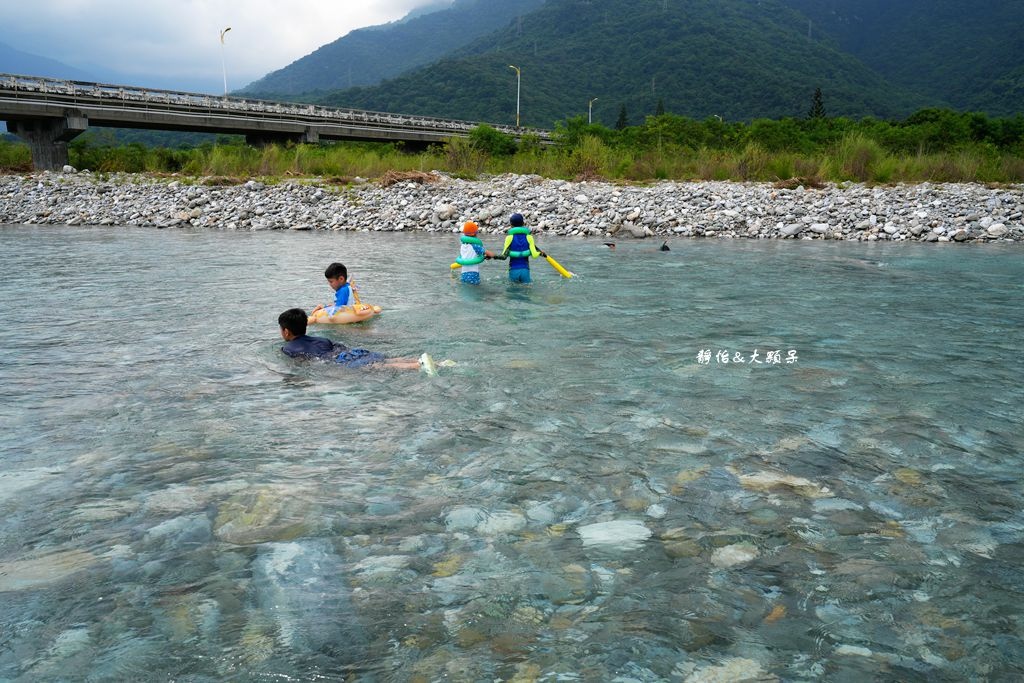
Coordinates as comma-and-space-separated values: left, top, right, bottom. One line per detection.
2, 0, 443, 93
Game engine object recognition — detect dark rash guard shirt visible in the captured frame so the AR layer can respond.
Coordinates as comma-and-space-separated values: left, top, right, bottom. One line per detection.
281, 334, 347, 359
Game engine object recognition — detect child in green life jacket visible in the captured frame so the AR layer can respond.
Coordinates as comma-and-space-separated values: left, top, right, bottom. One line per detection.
455, 221, 494, 285
497, 213, 546, 284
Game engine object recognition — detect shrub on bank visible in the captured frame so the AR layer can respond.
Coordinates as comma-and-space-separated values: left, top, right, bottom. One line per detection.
0, 141, 31, 171
1, 108, 1022, 184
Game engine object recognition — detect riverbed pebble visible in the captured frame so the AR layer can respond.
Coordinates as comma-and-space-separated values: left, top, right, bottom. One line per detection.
1, 172, 1021, 243
577, 519, 652, 549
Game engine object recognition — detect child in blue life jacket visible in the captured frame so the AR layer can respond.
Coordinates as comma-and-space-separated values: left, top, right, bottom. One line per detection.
455, 221, 495, 285
496, 213, 546, 284
309, 262, 356, 319
278, 308, 436, 373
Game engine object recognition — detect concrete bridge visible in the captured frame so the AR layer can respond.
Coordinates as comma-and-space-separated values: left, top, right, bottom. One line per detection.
0, 73, 548, 170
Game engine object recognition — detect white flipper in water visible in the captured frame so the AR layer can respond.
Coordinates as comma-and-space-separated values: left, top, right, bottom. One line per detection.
418, 353, 438, 376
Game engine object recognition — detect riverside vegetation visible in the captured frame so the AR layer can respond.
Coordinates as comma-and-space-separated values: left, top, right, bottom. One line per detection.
1, 109, 1023, 185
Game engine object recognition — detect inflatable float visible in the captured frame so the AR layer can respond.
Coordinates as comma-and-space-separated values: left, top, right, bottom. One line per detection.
308, 303, 382, 325
307, 305, 385, 325
308, 278, 382, 324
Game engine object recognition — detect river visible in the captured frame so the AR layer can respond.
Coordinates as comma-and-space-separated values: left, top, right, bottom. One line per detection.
1, 225, 1022, 681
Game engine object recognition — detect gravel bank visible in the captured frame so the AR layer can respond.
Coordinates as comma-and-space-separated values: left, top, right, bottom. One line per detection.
2, 171, 1022, 243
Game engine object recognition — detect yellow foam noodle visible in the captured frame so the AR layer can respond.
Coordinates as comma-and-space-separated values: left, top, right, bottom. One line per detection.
450, 262, 461, 269
545, 254, 574, 278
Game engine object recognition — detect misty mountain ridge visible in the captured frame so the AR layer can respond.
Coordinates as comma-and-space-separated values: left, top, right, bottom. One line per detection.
0, 41, 93, 81
0, 41, 224, 94
239, 0, 546, 97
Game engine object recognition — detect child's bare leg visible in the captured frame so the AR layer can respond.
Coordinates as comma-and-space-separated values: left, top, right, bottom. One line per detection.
379, 359, 421, 370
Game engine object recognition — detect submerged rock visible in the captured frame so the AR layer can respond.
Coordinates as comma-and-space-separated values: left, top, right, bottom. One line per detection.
577, 519, 652, 550
351, 554, 412, 577
537, 565, 595, 605
477, 510, 527, 535
251, 539, 365, 657
143, 480, 247, 514
736, 469, 833, 498
0, 467, 65, 504
213, 486, 314, 545
646, 503, 668, 519
813, 498, 864, 513
710, 542, 760, 568
144, 514, 214, 548
70, 499, 140, 523
0, 548, 99, 592
663, 534, 702, 559
683, 657, 777, 682
444, 506, 485, 531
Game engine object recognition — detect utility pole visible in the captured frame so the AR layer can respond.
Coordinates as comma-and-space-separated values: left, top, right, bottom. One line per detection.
509, 65, 521, 127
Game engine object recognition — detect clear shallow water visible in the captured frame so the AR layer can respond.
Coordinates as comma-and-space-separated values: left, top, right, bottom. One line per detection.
1, 225, 1022, 682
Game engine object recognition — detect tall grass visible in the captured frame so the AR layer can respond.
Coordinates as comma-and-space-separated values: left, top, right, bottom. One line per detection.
1, 117, 1022, 185
0, 141, 31, 171
442, 137, 486, 177
824, 133, 890, 183
567, 135, 611, 179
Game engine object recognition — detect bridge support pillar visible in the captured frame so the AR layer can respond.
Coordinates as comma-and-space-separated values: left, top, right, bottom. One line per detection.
245, 127, 320, 147
8, 114, 89, 171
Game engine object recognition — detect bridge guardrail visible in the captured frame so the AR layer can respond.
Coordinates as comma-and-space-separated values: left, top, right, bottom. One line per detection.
0, 73, 550, 140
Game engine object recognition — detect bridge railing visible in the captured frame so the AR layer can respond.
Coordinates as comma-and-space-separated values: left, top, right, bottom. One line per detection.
0, 73, 549, 140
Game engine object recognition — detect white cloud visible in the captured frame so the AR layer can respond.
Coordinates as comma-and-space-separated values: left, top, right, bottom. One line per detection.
1, 0, 441, 92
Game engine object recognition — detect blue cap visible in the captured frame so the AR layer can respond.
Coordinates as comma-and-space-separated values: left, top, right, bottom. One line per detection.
510, 213, 525, 226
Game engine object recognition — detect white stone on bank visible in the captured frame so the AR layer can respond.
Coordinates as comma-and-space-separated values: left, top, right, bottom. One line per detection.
0, 172, 1020, 243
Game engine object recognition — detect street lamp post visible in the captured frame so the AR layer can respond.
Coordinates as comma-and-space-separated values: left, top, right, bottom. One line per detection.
220, 27, 232, 96
588, 97, 598, 124
509, 65, 521, 127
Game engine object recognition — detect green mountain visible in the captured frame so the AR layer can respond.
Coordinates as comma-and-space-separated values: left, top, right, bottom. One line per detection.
780, 0, 1024, 117
239, 0, 546, 98
314, 0, 930, 127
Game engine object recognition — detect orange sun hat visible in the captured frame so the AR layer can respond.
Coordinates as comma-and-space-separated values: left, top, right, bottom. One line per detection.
463, 221, 479, 235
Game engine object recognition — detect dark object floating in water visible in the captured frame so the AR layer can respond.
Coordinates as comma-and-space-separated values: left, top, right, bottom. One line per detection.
660, 241, 670, 251
603, 242, 616, 249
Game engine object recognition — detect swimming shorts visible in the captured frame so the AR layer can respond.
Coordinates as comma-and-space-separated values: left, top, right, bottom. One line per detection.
461, 271, 481, 285
509, 268, 532, 284
335, 348, 386, 368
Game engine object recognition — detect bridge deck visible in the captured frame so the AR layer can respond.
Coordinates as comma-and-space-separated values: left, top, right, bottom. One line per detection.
0, 73, 548, 150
